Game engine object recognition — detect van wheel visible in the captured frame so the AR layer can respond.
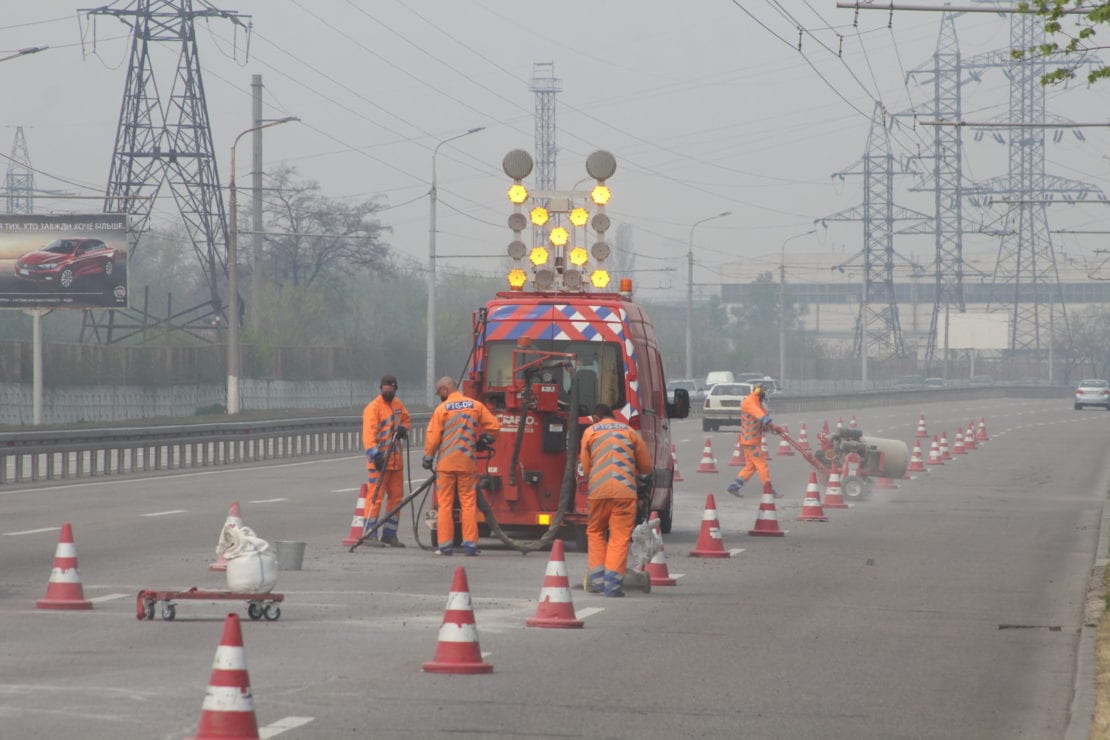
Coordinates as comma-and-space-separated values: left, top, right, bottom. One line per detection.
659, 494, 673, 534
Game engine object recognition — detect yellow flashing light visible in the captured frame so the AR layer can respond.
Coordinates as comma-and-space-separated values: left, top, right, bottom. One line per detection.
529, 246, 549, 266
536, 513, 551, 526
568, 247, 589, 266
549, 227, 569, 247
507, 268, 527, 289
590, 269, 611, 288
529, 206, 549, 226
508, 184, 529, 204
590, 185, 611, 205
569, 207, 589, 227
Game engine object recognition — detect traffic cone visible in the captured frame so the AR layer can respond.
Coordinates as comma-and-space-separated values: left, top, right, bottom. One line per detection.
797, 423, 811, 451
907, 439, 927, 474
796, 472, 828, 522
695, 438, 719, 474
927, 435, 943, 466
423, 566, 493, 674
36, 522, 92, 610
915, 413, 928, 438
976, 417, 990, 442
849, 415, 858, 429
963, 422, 978, 450
748, 491, 785, 537
775, 427, 794, 457
727, 438, 745, 467
821, 419, 830, 437
689, 494, 731, 558
823, 471, 849, 509
193, 613, 260, 740
836, 417, 844, 432
341, 485, 368, 547
645, 512, 677, 586
875, 476, 898, 489
526, 540, 583, 629
209, 501, 243, 572
671, 444, 684, 481
939, 432, 951, 460
952, 430, 967, 455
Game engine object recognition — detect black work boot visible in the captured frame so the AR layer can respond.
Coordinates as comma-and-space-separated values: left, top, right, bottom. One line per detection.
380, 535, 405, 548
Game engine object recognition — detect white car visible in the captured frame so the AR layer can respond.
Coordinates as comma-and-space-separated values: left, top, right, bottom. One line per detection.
702, 382, 754, 432
1074, 379, 1110, 410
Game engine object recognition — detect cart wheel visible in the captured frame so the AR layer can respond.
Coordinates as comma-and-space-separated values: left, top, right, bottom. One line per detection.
247, 602, 263, 620
263, 604, 281, 621
144, 600, 155, 621
161, 603, 176, 621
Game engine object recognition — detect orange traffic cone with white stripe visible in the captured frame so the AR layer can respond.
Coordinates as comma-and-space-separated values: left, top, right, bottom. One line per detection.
797, 423, 811, 451
341, 485, 368, 547
836, 417, 844, 432
775, 427, 794, 456
915, 413, 928, 438
695, 438, 719, 474
976, 418, 990, 442
939, 432, 951, 460
821, 419, 830, 437
849, 415, 858, 429
671, 444, 684, 481
645, 512, 677, 586
209, 501, 243, 572
907, 439, 927, 474
36, 522, 92, 610
952, 430, 967, 455
728, 438, 745, 467
526, 540, 583, 629
823, 471, 849, 509
748, 490, 785, 537
423, 566, 493, 674
963, 421, 978, 450
193, 613, 260, 740
689, 494, 731, 558
796, 472, 828, 522
927, 435, 943, 466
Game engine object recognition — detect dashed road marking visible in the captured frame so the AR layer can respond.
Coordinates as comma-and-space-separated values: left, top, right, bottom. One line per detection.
576, 607, 605, 619
260, 716, 315, 738
3, 526, 61, 536
248, 498, 287, 504
141, 509, 186, 517
330, 487, 358, 493
728, 548, 745, 557
88, 593, 129, 604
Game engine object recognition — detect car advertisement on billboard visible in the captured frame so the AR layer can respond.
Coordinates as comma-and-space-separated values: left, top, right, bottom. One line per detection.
0, 213, 129, 309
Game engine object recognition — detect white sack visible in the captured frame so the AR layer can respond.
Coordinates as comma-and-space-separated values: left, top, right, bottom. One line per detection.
220, 525, 279, 594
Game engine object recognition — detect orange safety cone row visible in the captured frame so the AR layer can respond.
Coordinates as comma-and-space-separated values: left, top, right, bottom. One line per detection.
193, 613, 260, 740
645, 512, 677, 586
823, 471, 849, 509
775, 426, 794, 457
976, 417, 990, 442
951, 430, 967, 455
963, 422, 978, 450
727, 438, 745, 467
796, 471, 828, 522
526, 540, 583, 629
689, 494, 731, 558
939, 432, 951, 461
797, 423, 811, 451
209, 501, 243, 572
423, 566, 494, 674
695, 438, 719, 474
671, 444, 684, 482
907, 439, 927, 473
36, 522, 93, 610
927, 435, 944, 466
341, 485, 368, 547
748, 491, 785, 537
915, 413, 928, 438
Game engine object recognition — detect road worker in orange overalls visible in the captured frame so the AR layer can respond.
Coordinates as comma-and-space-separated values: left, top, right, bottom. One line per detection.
579, 403, 652, 598
422, 376, 499, 557
362, 374, 412, 547
727, 385, 778, 498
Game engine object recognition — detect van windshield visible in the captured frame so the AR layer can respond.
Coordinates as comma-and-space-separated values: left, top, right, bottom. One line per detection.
485, 340, 626, 410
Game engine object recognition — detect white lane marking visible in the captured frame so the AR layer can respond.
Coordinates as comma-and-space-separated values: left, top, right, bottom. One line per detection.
481, 651, 493, 659
260, 716, 315, 738
576, 607, 605, 619
248, 498, 287, 504
3, 526, 61, 536
330, 487, 358, 493
668, 573, 686, 580
728, 548, 745, 557
88, 593, 129, 604
141, 509, 186, 517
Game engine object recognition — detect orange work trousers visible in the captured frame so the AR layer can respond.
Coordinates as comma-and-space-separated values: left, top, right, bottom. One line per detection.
435, 470, 478, 547
586, 497, 637, 577
364, 467, 404, 522
737, 444, 772, 485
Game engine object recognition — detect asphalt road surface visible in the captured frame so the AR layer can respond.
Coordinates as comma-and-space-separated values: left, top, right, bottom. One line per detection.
1, 397, 1108, 739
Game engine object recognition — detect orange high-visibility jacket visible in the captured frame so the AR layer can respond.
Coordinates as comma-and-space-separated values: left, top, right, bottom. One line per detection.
362, 396, 411, 471
579, 418, 651, 500
424, 391, 500, 473
739, 391, 770, 446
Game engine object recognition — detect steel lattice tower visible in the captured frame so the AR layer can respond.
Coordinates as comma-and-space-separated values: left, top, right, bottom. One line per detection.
86, 0, 244, 329
530, 62, 561, 191
5, 127, 35, 214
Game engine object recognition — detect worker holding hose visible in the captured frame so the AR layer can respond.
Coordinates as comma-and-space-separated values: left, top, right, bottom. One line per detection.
362, 374, 411, 547
727, 385, 779, 499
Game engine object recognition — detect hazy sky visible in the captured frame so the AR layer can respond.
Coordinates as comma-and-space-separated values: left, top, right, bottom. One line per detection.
1, 1, 1108, 300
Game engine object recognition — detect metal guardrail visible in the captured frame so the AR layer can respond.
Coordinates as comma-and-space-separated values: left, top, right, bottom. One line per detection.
0, 386, 1068, 486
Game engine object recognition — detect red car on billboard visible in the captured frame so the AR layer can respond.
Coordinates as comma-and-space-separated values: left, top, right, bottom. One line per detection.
14, 238, 119, 290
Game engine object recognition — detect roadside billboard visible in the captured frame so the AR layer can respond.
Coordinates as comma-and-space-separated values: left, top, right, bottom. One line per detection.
0, 214, 129, 309
945, 311, 1010, 350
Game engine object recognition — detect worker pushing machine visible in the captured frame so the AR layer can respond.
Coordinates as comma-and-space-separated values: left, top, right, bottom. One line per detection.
423, 376, 500, 557
727, 385, 779, 498
361, 374, 411, 547
579, 403, 652, 598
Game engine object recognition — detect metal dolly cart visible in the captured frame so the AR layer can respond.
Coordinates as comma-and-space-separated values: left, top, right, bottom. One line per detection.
135, 587, 284, 621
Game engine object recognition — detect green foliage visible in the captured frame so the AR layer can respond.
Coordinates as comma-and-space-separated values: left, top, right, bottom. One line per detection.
1019, 0, 1110, 85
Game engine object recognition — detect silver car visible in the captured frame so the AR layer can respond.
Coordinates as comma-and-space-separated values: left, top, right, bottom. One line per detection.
1074, 379, 1110, 410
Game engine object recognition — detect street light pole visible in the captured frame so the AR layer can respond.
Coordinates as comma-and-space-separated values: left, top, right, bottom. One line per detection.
686, 211, 731, 380
227, 115, 297, 415
427, 126, 484, 402
779, 229, 816, 387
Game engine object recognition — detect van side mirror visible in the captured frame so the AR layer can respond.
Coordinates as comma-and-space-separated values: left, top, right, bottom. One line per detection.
667, 388, 690, 419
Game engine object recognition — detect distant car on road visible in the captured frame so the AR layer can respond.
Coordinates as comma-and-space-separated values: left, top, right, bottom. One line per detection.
924, 377, 946, 388
702, 381, 754, 432
893, 375, 926, 388
1074, 379, 1110, 410
14, 238, 118, 290
969, 375, 995, 386
667, 379, 706, 406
